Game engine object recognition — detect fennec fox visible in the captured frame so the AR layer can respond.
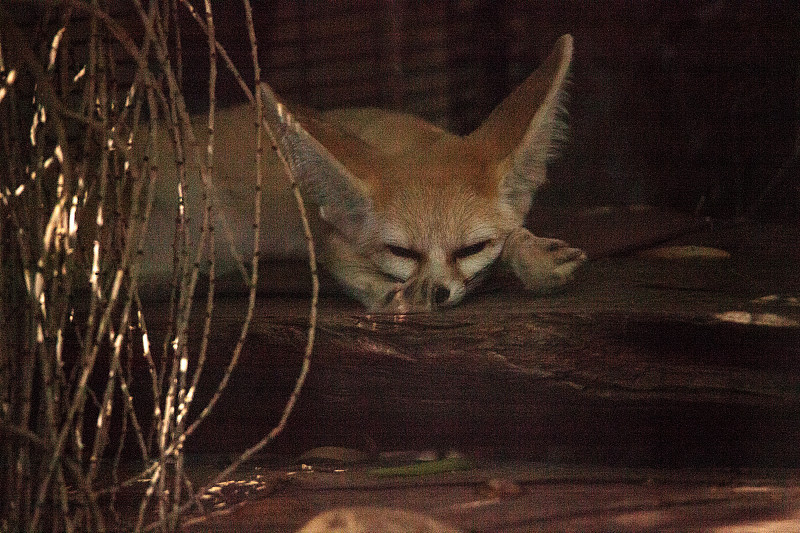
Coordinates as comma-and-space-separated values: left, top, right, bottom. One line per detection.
139, 34, 585, 311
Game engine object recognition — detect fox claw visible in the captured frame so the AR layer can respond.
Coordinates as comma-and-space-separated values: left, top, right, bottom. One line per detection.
501, 228, 586, 293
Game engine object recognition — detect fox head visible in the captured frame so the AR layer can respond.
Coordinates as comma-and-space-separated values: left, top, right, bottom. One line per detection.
260, 35, 573, 311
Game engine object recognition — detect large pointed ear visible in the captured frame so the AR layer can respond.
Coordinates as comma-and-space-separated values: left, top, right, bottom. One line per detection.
258, 82, 376, 238
467, 34, 573, 219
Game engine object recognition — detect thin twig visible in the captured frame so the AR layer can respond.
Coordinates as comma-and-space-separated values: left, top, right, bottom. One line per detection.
177, 0, 254, 103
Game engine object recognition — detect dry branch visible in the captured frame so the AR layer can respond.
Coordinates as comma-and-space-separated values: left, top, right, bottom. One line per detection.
0, 2, 318, 531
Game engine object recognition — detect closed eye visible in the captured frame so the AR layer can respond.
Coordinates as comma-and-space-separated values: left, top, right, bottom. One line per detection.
454, 240, 490, 260
387, 244, 422, 261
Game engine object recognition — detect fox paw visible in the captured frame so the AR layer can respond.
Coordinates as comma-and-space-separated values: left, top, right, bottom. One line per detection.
383, 283, 414, 313
501, 228, 586, 293
381, 278, 436, 313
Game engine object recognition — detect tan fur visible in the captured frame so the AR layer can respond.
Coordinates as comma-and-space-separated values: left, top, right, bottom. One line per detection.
295, 506, 462, 533
135, 35, 585, 311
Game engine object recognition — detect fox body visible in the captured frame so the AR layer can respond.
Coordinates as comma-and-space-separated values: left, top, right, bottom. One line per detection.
137, 34, 585, 311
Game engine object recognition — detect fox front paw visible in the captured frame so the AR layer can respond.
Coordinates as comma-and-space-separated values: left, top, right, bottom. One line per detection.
382, 282, 414, 313
380, 278, 442, 313
501, 228, 586, 293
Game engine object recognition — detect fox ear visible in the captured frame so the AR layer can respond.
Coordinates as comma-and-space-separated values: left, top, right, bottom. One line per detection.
259, 82, 375, 238
468, 34, 573, 220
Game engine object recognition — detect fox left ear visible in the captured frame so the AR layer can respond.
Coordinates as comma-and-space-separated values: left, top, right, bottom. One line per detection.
259, 82, 376, 239
468, 34, 573, 220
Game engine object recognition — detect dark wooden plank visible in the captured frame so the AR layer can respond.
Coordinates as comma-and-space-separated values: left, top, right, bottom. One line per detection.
181, 463, 800, 532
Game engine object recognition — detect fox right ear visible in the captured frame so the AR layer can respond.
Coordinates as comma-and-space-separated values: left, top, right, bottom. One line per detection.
259, 83, 375, 238
468, 34, 573, 220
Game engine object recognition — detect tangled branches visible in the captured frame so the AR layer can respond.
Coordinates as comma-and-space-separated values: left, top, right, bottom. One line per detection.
0, 2, 317, 531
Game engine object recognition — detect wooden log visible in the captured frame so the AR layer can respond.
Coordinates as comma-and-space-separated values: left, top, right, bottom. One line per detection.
79, 221, 800, 466
131, 239, 800, 467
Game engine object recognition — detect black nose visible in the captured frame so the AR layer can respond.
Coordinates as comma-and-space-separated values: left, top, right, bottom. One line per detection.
434, 286, 450, 305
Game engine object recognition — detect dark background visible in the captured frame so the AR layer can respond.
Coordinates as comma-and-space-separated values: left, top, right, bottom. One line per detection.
93, 1, 800, 219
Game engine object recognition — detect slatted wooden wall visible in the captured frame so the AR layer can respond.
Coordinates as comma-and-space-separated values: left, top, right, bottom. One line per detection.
24, 0, 800, 217
181, 1, 800, 217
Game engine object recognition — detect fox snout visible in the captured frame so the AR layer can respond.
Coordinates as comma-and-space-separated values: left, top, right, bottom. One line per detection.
383, 252, 473, 311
